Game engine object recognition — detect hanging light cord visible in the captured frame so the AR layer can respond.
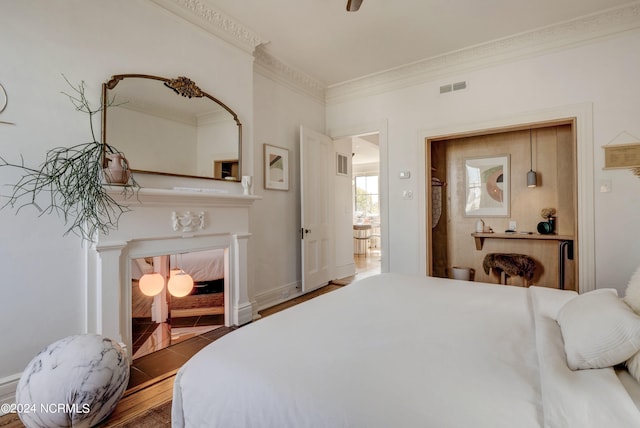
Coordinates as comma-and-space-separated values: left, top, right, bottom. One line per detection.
530, 130, 533, 170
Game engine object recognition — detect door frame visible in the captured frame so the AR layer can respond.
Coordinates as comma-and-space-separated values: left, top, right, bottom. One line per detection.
329, 119, 390, 273
417, 103, 595, 293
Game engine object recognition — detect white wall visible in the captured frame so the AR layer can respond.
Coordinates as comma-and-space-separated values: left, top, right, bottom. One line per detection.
0, 0, 254, 383
251, 72, 325, 309
327, 30, 640, 293
334, 138, 356, 279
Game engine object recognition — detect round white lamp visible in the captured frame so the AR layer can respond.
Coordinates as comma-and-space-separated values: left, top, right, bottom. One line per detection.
138, 272, 165, 297
168, 269, 194, 297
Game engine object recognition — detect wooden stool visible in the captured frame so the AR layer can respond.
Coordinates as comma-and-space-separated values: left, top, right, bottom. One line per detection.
482, 253, 536, 287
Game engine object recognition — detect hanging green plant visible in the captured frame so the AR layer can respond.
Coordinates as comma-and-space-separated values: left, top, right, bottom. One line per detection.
0, 76, 138, 242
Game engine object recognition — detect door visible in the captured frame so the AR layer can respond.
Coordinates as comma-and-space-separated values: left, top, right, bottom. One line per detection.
300, 126, 333, 292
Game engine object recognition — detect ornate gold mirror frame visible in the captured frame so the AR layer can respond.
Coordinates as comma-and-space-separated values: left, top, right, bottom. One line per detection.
102, 74, 242, 181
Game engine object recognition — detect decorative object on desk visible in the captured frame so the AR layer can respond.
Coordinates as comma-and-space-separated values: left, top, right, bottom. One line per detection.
540, 207, 556, 219
464, 155, 510, 217
15, 334, 129, 428
475, 219, 485, 233
264, 144, 289, 191
0, 77, 138, 242
241, 175, 253, 195
538, 207, 557, 234
527, 129, 538, 187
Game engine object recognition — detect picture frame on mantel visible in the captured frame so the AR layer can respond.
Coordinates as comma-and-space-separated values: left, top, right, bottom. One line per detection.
264, 144, 289, 191
464, 155, 510, 217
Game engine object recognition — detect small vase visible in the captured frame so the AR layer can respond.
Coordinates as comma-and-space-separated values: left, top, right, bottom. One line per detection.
241, 176, 253, 195
103, 153, 131, 185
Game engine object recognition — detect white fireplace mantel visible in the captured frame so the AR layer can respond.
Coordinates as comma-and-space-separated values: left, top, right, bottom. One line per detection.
85, 187, 260, 357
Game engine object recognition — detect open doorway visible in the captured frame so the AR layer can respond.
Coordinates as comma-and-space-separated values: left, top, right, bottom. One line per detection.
351, 133, 381, 278
426, 121, 578, 290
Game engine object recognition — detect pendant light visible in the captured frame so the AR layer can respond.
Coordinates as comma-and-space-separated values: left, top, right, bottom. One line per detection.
139, 272, 165, 297
168, 268, 194, 297
527, 129, 537, 188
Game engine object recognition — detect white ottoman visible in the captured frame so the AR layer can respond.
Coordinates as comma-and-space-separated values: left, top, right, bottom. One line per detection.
16, 334, 129, 428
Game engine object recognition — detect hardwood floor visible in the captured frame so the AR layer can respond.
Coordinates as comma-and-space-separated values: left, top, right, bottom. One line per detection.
0, 259, 381, 427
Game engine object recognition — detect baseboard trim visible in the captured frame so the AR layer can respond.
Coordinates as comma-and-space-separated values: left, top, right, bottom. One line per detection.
254, 281, 303, 312
334, 262, 356, 280
0, 373, 20, 415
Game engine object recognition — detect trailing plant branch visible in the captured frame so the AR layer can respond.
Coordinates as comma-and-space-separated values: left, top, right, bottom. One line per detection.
0, 77, 138, 242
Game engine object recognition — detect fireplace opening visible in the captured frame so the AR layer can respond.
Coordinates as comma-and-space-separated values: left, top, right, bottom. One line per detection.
131, 248, 227, 359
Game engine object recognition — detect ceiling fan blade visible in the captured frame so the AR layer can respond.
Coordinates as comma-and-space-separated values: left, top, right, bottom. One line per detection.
346, 0, 363, 12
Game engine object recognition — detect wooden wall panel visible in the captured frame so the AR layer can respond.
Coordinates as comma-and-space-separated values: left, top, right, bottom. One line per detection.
429, 124, 576, 290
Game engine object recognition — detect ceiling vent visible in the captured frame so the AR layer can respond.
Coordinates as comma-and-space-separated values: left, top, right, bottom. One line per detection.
440, 81, 467, 94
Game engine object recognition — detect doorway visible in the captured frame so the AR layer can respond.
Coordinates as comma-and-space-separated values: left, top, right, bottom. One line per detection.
301, 125, 386, 286
426, 120, 579, 290
351, 133, 381, 278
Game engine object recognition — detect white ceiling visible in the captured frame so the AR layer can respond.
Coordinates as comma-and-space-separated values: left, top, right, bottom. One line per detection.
205, 0, 633, 86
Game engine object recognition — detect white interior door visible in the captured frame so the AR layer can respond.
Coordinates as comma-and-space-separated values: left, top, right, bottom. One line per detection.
300, 126, 333, 292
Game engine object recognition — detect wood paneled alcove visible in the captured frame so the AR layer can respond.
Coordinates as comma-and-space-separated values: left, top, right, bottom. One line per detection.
427, 119, 578, 291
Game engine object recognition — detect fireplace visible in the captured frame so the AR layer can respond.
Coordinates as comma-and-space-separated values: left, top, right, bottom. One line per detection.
85, 187, 259, 358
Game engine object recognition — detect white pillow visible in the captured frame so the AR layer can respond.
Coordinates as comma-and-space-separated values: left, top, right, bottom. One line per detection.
623, 266, 640, 314
627, 351, 640, 382
557, 288, 640, 370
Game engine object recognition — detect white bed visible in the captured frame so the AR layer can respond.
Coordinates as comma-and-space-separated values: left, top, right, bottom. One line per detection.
170, 249, 225, 283
172, 273, 640, 427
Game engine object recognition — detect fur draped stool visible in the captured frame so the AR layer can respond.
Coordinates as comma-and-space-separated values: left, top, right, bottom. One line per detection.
482, 253, 536, 287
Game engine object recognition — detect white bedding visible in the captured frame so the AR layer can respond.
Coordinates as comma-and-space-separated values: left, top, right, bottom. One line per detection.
172, 273, 640, 427
170, 249, 225, 282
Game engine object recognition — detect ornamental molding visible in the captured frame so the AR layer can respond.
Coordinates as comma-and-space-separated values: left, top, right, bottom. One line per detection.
172, 211, 205, 232
253, 46, 326, 103
149, 0, 264, 54
149, 1, 640, 105
326, 3, 640, 104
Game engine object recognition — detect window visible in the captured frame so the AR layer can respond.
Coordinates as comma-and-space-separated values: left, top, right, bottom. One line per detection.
354, 174, 379, 223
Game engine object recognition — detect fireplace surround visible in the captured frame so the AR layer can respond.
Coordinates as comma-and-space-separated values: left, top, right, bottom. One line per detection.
85, 187, 259, 358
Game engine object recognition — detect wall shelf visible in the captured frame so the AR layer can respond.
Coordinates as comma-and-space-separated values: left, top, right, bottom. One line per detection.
471, 232, 574, 251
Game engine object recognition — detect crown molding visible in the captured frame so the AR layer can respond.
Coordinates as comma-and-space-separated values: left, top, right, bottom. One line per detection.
149, 0, 264, 54
149, 1, 640, 106
253, 46, 326, 103
326, 3, 640, 104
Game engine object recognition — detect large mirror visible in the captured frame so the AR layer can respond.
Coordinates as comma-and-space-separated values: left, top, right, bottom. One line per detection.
102, 74, 242, 181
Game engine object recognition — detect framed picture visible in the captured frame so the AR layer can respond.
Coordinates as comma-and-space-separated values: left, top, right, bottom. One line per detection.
464, 155, 510, 217
264, 144, 289, 191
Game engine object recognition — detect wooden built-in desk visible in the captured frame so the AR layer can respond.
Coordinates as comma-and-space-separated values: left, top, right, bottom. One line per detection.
471, 232, 574, 290
471, 232, 574, 251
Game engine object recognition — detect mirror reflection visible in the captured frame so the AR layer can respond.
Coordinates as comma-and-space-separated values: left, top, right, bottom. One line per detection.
131, 249, 226, 359
102, 74, 241, 181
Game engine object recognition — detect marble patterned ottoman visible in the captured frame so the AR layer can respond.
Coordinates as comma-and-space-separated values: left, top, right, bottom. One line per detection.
16, 334, 129, 428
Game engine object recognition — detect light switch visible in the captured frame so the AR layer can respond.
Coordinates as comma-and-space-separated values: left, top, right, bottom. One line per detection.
399, 171, 411, 179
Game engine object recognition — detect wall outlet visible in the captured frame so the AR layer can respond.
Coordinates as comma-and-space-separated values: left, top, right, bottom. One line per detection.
509, 220, 517, 230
